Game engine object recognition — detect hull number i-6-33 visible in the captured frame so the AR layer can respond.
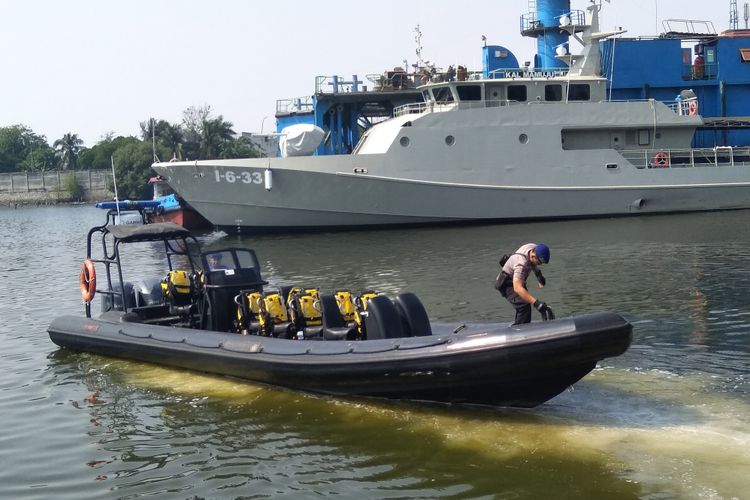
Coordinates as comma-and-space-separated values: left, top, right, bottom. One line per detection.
214, 170, 263, 184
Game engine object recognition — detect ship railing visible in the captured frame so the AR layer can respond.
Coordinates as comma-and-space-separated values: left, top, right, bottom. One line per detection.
680, 62, 719, 81
394, 100, 531, 117
276, 96, 314, 114
520, 9, 586, 35
394, 97, 700, 118
665, 97, 699, 116
621, 146, 750, 169
605, 98, 703, 116
315, 75, 368, 94
315, 73, 425, 93
393, 102, 457, 117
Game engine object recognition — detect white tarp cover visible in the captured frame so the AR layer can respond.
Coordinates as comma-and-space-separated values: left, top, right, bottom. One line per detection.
279, 124, 325, 157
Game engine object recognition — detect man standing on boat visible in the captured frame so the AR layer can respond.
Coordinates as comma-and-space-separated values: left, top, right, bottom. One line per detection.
495, 243, 554, 325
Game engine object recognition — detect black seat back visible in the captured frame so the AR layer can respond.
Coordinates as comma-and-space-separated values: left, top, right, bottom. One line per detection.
205, 268, 265, 332
320, 293, 346, 328
320, 293, 354, 340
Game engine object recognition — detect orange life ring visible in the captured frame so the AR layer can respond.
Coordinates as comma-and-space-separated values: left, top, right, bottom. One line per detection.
652, 151, 670, 168
688, 100, 698, 116
79, 259, 96, 303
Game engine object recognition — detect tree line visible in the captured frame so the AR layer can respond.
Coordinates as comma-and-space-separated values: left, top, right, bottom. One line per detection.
0, 105, 260, 199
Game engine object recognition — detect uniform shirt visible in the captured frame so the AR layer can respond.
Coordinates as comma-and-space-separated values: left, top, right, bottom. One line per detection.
501, 243, 537, 283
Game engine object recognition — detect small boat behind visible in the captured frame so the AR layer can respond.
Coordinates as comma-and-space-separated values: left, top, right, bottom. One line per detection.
94, 176, 213, 230
48, 208, 632, 408
94, 200, 159, 225
145, 176, 212, 231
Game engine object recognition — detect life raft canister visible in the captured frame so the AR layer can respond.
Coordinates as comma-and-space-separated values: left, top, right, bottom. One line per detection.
688, 100, 698, 116
79, 259, 96, 303
652, 151, 670, 168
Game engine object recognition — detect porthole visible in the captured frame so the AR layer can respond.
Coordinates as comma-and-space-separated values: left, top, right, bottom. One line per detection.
400, 136, 410, 147
519, 133, 529, 144
445, 135, 455, 146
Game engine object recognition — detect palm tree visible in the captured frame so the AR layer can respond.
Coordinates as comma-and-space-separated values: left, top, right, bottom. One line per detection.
53, 132, 84, 170
140, 119, 184, 160
158, 121, 184, 160
199, 116, 235, 159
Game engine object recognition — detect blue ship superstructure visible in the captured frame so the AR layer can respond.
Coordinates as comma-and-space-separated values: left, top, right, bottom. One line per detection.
519, 1, 750, 147
601, 25, 750, 147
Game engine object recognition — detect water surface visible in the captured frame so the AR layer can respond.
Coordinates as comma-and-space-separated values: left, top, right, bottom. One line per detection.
0, 205, 748, 499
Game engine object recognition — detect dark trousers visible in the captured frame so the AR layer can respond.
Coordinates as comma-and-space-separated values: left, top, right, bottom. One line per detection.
500, 281, 531, 325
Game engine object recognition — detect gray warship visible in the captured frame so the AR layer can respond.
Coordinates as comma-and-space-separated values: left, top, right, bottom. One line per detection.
152, 2, 750, 233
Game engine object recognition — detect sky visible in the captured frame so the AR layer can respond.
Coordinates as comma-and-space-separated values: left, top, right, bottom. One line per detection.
1, 0, 740, 147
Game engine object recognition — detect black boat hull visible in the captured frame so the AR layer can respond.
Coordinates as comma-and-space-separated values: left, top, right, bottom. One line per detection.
48, 311, 632, 408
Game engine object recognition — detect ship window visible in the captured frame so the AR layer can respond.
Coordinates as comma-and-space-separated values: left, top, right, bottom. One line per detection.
741, 49, 750, 62
400, 136, 410, 147
432, 87, 454, 103
638, 129, 650, 146
422, 90, 431, 102
545, 84, 563, 101
705, 47, 716, 64
456, 85, 482, 101
569, 84, 591, 101
508, 85, 527, 102
236, 250, 261, 271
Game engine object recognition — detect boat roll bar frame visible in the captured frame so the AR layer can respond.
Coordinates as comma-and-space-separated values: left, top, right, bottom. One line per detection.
84, 208, 201, 319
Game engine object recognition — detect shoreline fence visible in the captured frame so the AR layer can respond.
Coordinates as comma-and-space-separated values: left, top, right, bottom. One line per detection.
0, 169, 113, 204
0, 170, 112, 194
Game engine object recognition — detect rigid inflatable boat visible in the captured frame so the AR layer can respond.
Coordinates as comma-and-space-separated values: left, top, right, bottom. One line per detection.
48, 208, 632, 408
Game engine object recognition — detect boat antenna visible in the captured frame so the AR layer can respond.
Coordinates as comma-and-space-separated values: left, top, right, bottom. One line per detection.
151, 118, 160, 163
110, 155, 121, 220
414, 24, 426, 69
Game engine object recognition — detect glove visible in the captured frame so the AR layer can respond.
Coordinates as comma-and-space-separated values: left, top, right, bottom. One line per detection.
534, 300, 555, 321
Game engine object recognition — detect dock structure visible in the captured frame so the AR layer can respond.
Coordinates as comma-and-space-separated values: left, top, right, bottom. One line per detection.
275, 74, 422, 156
